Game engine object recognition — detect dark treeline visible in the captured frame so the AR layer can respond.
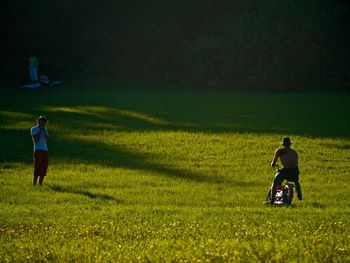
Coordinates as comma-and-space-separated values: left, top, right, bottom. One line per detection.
1, 0, 350, 90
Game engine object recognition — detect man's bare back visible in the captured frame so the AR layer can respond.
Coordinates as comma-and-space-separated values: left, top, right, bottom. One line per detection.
274, 148, 298, 169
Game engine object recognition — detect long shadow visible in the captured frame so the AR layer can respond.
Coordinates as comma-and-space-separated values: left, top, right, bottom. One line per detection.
52, 135, 245, 185
50, 184, 115, 201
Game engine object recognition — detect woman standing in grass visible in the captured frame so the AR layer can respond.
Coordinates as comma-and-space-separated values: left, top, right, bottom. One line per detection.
30, 116, 49, 186
28, 54, 39, 83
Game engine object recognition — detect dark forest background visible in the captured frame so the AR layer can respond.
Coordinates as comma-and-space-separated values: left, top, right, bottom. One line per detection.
1, 0, 349, 91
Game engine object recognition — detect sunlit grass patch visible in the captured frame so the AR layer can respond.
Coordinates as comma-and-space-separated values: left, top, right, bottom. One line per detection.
0, 86, 349, 262
45, 105, 171, 125
0, 110, 34, 120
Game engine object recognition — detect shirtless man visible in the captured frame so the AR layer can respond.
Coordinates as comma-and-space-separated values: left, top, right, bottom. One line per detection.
270, 137, 302, 204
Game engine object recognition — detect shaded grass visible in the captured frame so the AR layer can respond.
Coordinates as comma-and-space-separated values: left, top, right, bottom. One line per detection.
0, 85, 349, 262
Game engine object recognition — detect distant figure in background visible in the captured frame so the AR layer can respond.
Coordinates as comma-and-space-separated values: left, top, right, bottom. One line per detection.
30, 116, 49, 186
39, 75, 50, 86
28, 55, 39, 83
270, 137, 302, 204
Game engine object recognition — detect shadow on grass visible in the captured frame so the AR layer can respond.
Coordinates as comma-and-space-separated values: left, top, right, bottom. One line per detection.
2, 88, 350, 138
1, 88, 349, 186
50, 184, 115, 201
53, 135, 245, 185
0, 128, 33, 164
36, 102, 349, 137
0, 127, 253, 186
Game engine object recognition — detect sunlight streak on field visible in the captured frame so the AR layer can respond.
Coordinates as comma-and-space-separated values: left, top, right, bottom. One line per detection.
45, 106, 171, 125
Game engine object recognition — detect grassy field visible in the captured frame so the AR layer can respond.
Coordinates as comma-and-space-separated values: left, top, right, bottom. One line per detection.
0, 86, 349, 262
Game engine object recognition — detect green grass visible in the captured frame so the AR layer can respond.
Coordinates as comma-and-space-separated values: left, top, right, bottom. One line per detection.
0, 86, 349, 262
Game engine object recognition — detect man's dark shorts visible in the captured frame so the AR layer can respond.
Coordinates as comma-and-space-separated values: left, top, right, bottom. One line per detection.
273, 168, 299, 185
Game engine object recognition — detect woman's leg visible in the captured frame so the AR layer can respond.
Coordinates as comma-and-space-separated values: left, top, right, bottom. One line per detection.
30, 68, 38, 83
33, 151, 40, 185
39, 175, 45, 185
39, 151, 48, 185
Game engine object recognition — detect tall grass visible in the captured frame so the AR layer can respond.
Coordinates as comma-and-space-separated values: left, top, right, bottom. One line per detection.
0, 86, 349, 262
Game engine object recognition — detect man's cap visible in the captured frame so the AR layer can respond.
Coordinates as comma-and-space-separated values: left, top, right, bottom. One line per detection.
37, 115, 48, 122
282, 137, 292, 145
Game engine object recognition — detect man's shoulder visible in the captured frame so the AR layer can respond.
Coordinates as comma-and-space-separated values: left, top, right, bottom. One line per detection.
288, 148, 297, 153
282, 147, 298, 155
275, 148, 285, 153
276, 147, 289, 156
290, 148, 298, 155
